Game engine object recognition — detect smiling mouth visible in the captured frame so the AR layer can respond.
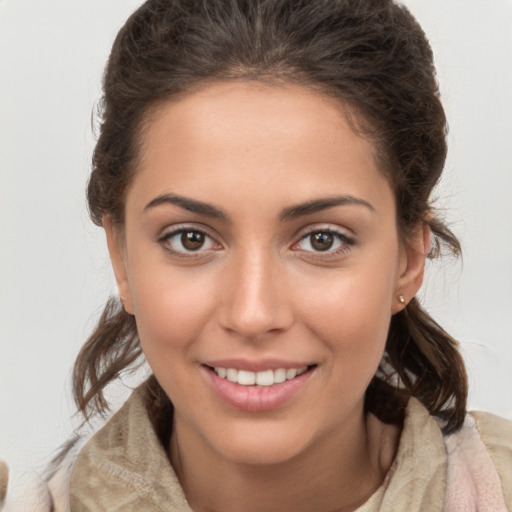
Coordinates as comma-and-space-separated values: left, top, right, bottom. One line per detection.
205, 365, 316, 386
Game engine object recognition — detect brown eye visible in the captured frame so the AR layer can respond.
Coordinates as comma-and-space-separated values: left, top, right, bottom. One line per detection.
294, 228, 354, 256
310, 231, 334, 251
181, 231, 205, 251
159, 227, 218, 255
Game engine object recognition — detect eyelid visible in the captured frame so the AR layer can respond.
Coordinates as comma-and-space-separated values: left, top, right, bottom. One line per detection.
291, 224, 356, 257
158, 222, 214, 239
157, 223, 223, 256
293, 223, 354, 243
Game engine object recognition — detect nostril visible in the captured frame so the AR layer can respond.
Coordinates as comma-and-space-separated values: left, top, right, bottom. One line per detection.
217, 298, 294, 340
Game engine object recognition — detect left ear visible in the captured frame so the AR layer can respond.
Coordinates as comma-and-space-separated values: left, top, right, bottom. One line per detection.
392, 222, 431, 314
103, 214, 134, 315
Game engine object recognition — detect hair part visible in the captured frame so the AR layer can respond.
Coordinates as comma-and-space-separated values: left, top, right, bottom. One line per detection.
75, 0, 467, 434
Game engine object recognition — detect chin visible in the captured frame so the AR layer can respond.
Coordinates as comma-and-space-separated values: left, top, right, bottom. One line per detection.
208, 420, 313, 466
218, 442, 303, 467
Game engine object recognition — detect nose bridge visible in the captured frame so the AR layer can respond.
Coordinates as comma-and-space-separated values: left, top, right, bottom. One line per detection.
218, 243, 292, 339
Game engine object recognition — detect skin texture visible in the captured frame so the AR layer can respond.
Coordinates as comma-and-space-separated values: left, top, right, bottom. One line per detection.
105, 81, 429, 512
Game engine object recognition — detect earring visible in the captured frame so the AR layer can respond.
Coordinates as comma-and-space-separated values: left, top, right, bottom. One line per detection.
398, 294, 406, 305
120, 296, 127, 303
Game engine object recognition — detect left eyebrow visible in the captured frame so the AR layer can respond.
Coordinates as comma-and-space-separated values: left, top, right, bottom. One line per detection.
143, 193, 227, 220
279, 195, 375, 221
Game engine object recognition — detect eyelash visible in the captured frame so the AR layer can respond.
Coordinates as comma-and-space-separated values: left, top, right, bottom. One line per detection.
157, 225, 220, 258
157, 225, 355, 259
293, 228, 355, 259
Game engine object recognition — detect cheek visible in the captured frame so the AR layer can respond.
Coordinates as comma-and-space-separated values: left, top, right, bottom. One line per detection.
300, 275, 393, 413
296, 256, 397, 363
128, 259, 219, 360
130, 269, 219, 410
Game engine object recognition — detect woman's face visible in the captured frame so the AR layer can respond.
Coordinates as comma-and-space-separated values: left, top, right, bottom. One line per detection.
107, 81, 426, 465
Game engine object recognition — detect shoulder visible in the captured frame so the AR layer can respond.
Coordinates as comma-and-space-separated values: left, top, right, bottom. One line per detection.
374, 399, 511, 512
440, 407, 511, 512
471, 409, 512, 454
470, 410, 512, 507
70, 385, 191, 511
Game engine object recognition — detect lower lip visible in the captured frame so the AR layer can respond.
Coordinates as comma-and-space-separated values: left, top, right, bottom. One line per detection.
203, 366, 314, 412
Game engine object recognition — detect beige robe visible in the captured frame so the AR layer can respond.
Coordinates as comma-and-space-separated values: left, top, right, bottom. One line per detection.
68, 386, 512, 511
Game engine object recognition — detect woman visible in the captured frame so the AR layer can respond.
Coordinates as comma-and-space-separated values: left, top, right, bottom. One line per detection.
2, 0, 511, 510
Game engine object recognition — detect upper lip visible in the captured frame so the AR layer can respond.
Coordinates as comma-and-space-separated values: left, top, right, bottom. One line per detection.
203, 358, 314, 372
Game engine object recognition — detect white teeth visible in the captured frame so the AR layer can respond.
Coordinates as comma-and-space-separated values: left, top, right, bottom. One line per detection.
213, 366, 309, 386
256, 369, 274, 386
238, 370, 256, 385
226, 368, 238, 383
286, 368, 298, 379
273, 368, 287, 383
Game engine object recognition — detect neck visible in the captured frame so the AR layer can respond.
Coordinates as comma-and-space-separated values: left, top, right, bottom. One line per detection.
169, 409, 400, 512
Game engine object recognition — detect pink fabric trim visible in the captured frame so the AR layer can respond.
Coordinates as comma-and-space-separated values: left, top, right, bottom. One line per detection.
443, 413, 507, 512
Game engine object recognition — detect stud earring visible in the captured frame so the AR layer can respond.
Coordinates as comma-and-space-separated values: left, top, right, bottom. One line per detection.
398, 294, 406, 305
120, 296, 127, 303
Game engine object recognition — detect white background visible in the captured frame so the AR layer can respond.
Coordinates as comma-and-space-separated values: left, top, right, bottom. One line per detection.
1, 0, 511, 488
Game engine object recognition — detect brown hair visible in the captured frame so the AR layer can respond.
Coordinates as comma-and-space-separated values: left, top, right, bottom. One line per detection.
74, 0, 467, 434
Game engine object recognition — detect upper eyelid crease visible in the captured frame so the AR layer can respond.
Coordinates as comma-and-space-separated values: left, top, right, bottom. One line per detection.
159, 226, 218, 245
295, 222, 356, 240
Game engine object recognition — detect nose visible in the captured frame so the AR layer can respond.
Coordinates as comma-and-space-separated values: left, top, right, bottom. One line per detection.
217, 249, 294, 341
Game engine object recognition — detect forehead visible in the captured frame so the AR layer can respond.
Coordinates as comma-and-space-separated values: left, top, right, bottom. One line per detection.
128, 81, 393, 216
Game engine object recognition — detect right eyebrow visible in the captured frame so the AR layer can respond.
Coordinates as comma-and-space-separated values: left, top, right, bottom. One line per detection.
279, 195, 375, 221
143, 193, 227, 220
